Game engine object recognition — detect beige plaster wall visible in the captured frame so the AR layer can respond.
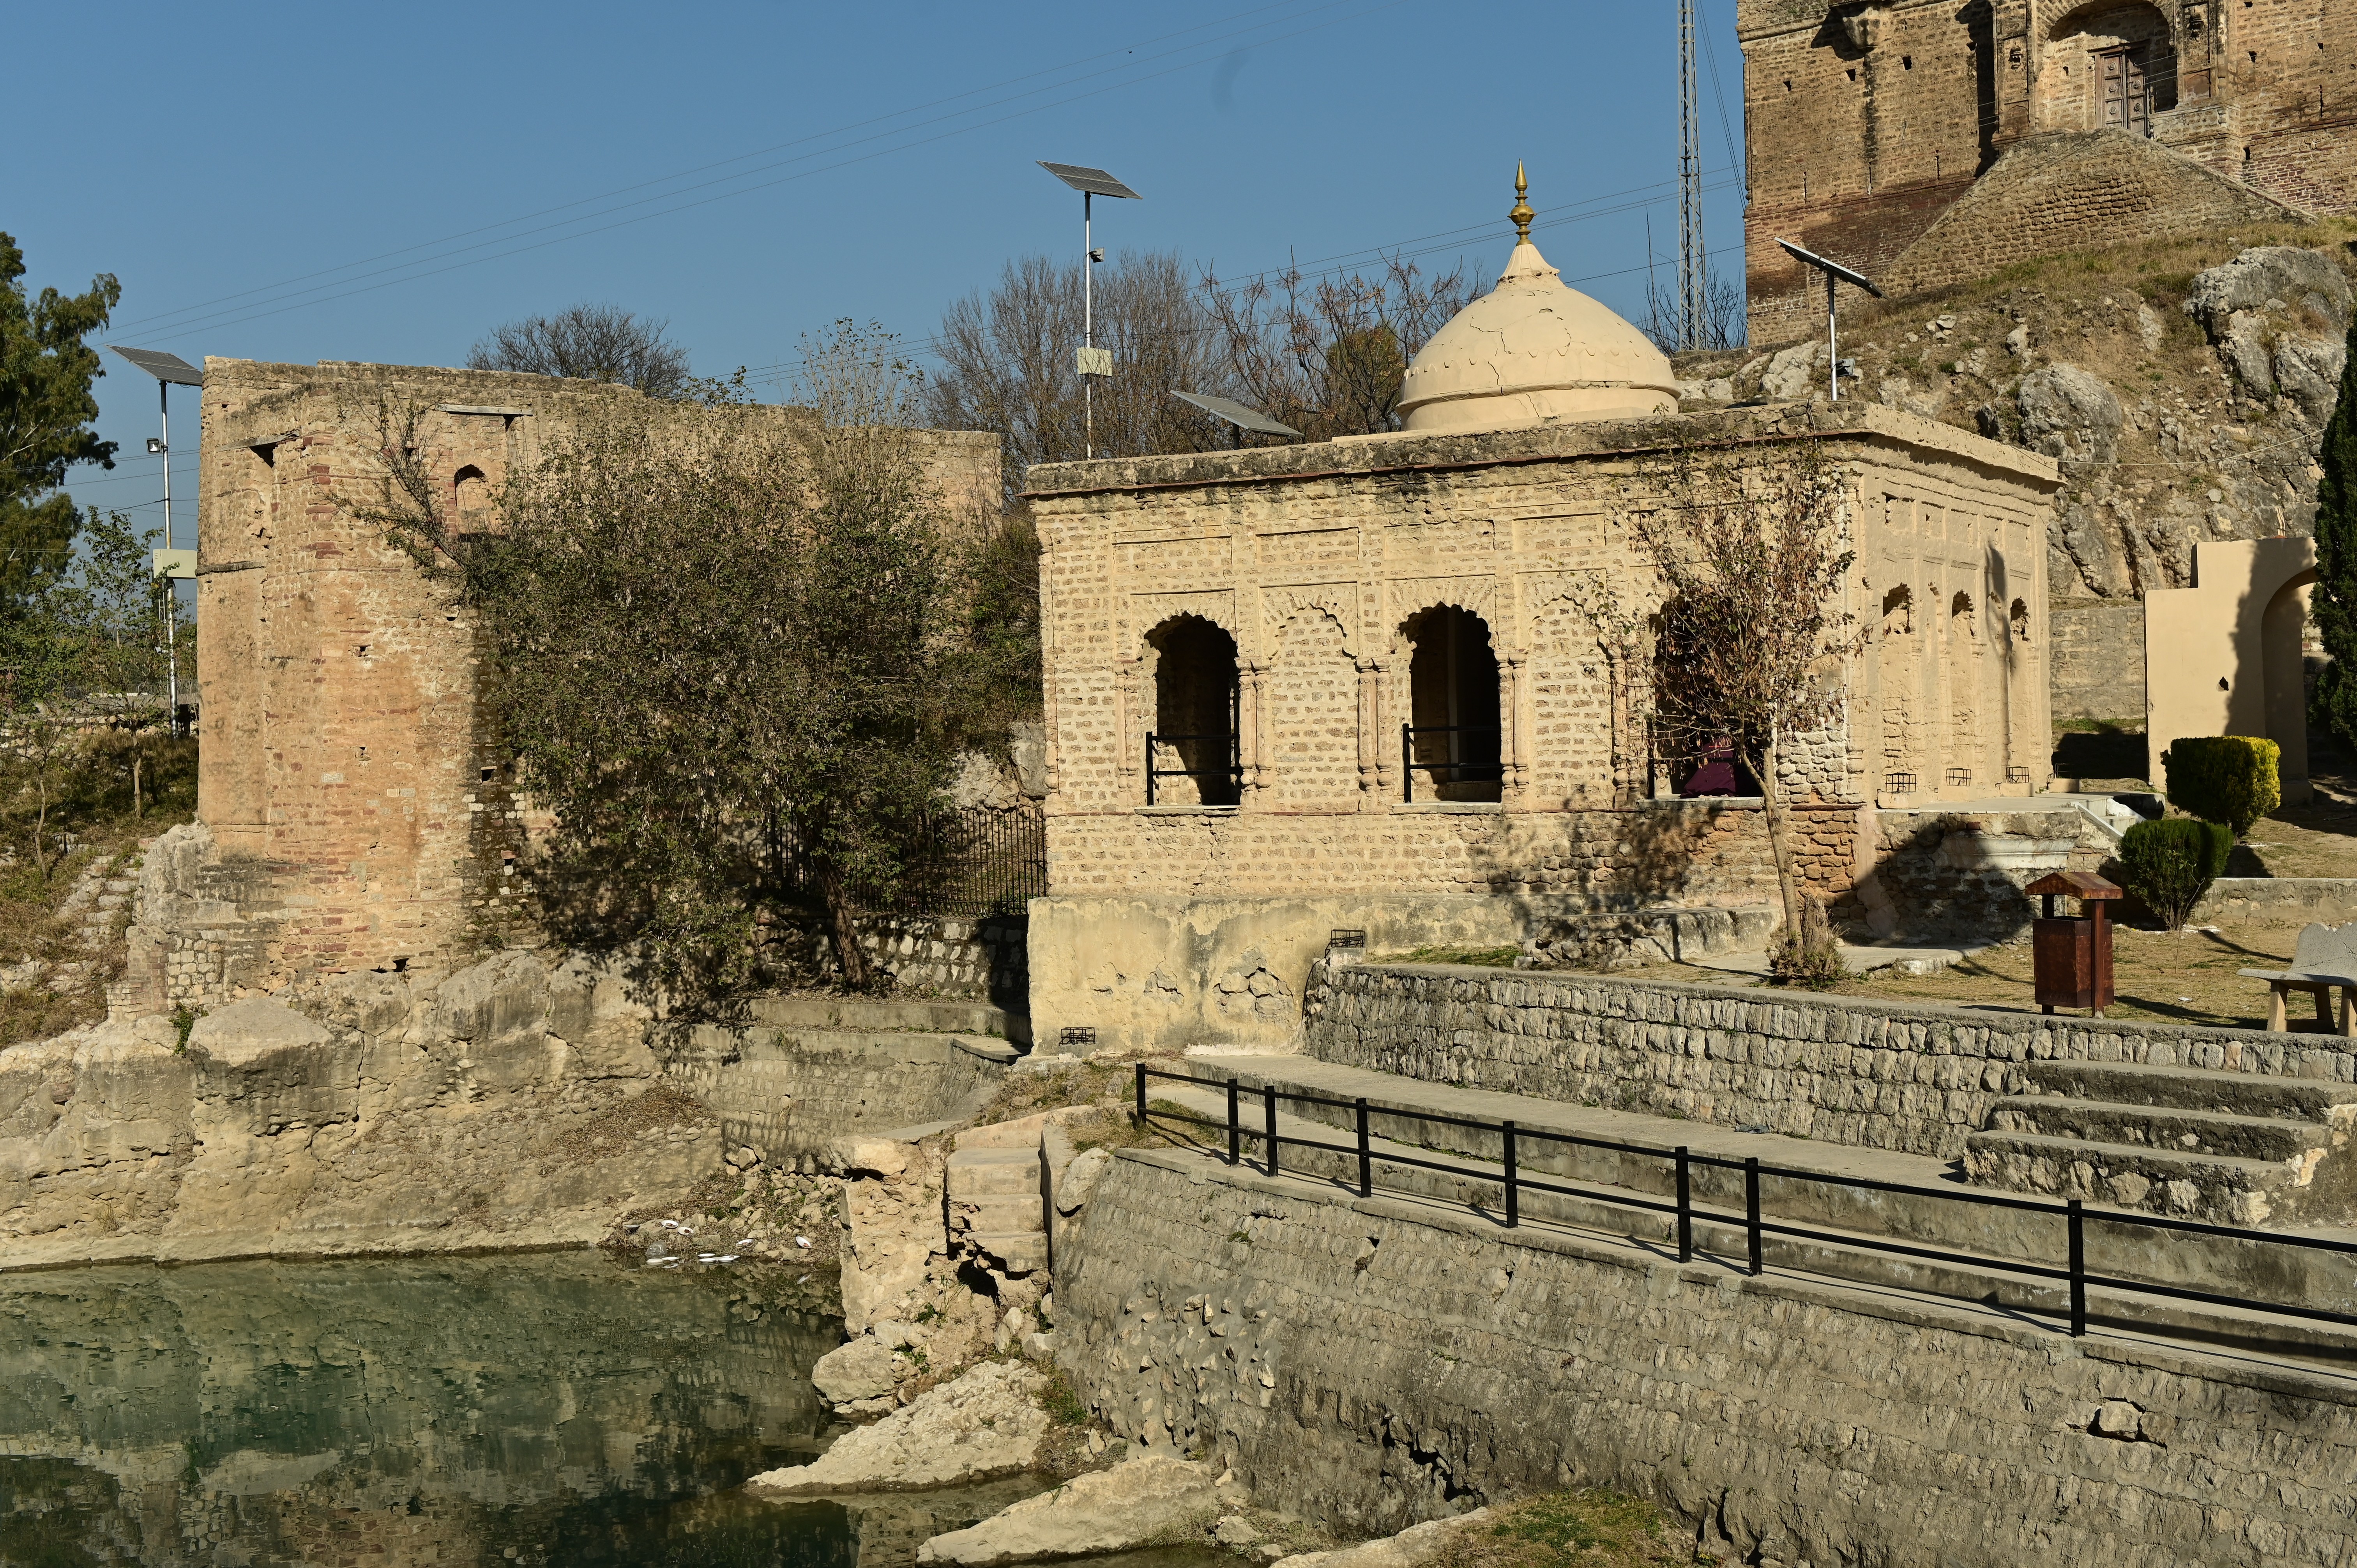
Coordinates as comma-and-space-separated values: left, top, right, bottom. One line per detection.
2141, 535, 2315, 801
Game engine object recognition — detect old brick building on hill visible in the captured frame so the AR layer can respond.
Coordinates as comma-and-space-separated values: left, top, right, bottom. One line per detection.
1740, 0, 2355, 339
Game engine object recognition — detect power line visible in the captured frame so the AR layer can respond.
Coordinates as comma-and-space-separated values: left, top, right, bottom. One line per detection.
110, 0, 1357, 339
118, 0, 1403, 346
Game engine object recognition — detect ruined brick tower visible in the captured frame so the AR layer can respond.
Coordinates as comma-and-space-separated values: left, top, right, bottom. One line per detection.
1740, 0, 2357, 339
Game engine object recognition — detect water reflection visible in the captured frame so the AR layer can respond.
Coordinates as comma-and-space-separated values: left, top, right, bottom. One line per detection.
0, 1252, 999, 1567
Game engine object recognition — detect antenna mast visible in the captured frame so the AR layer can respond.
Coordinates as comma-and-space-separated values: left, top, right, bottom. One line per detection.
1678, 0, 1705, 351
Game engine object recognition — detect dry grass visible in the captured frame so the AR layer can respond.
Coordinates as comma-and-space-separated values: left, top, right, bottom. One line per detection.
1384, 945, 1521, 968
2242, 796, 2357, 880
1439, 1490, 1693, 1568
0, 737, 198, 1050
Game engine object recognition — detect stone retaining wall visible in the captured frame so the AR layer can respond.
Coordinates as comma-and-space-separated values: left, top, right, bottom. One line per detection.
1303, 961, 2357, 1160
855, 912, 1027, 1009
671, 1024, 1008, 1164
1056, 1150, 2357, 1566
2195, 878, 2357, 929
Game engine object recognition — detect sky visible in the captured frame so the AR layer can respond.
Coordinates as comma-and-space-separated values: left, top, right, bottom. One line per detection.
5, 0, 1749, 544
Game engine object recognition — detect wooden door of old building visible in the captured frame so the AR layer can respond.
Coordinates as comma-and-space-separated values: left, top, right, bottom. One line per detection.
2097, 46, 2150, 135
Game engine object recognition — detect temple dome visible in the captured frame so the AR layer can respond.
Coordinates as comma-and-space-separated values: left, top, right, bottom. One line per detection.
1397, 173, 1679, 436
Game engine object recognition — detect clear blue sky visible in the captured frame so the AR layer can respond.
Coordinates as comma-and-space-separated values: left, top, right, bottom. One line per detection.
7, 0, 1747, 538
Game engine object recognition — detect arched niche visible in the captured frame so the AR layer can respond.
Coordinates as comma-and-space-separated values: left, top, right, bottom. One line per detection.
2037, 2, 2177, 134
1401, 603, 1501, 802
1143, 615, 1239, 806
452, 465, 491, 534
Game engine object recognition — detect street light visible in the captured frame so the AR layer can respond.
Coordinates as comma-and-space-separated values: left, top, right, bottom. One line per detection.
108, 345, 202, 733
1774, 239, 1883, 403
1039, 162, 1141, 459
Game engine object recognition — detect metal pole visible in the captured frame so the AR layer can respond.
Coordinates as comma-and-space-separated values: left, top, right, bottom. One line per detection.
1674, 1146, 1693, 1263
1355, 1098, 1372, 1198
1227, 1080, 1240, 1166
1827, 270, 1839, 403
1263, 1084, 1279, 1178
2067, 1199, 2087, 1337
1745, 1156, 1762, 1276
1134, 1061, 1147, 1122
1145, 731, 1156, 806
161, 381, 180, 736
1401, 723, 1414, 803
1502, 1120, 1518, 1229
1084, 189, 1094, 460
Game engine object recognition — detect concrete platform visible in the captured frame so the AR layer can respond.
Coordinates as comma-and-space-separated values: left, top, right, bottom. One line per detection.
1163, 1050, 2357, 1359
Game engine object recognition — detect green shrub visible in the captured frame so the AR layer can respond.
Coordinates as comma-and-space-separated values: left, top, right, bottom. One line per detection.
2161, 735, 2281, 835
2118, 817, 2234, 929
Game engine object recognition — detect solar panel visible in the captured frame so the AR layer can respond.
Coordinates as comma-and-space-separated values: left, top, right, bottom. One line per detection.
1038, 162, 1142, 200
1172, 390, 1300, 438
1773, 239, 1883, 297
109, 346, 204, 385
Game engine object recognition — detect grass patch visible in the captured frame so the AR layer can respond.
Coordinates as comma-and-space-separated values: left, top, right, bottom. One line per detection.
0, 737, 198, 1050
974, 1058, 1130, 1126
1387, 945, 1521, 968
1442, 1489, 1690, 1568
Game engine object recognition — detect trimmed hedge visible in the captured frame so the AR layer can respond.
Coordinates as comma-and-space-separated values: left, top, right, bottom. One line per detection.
2161, 735, 2281, 835
2117, 817, 2234, 930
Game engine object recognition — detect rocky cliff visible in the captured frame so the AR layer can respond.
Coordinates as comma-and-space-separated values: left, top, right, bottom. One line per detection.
1678, 228, 2357, 728
0, 948, 719, 1268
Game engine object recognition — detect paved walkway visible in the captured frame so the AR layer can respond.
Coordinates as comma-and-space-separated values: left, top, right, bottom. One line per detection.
1137, 1049, 2357, 1367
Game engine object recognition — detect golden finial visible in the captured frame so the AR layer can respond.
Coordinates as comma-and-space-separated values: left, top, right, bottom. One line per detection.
1509, 162, 1534, 244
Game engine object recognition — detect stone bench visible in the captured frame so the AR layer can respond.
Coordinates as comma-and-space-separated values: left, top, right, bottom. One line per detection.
2239, 922, 2357, 1035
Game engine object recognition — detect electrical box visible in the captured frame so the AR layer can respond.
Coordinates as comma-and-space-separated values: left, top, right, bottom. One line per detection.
1076, 346, 1114, 378
151, 549, 196, 580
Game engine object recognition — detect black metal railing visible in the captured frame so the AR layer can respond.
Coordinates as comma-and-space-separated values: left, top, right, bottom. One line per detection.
1400, 723, 1503, 803
1146, 731, 1242, 807
1130, 1064, 2357, 1347
868, 804, 1045, 918
1882, 771, 1916, 795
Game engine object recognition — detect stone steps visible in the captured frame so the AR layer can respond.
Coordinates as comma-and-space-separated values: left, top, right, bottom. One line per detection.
750, 993, 1028, 1044
1986, 1095, 2329, 1162
947, 1146, 1045, 1274
1962, 1058, 2357, 1226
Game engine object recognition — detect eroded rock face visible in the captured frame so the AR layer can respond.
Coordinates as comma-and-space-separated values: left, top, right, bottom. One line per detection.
749, 1360, 1053, 1496
0, 952, 712, 1269
2016, 364, 2124, 475
2184, 246, 2354, 339
914, 1454, 1235, 1566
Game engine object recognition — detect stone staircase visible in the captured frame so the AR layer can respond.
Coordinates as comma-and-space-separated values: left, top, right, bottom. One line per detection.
1964, 1060, 2357, 1227
946, 1123, 1049, 1274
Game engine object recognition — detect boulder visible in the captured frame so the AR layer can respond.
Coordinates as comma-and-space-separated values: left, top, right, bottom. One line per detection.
2185, 246, 2353, 339
2274, 334, 2349, 423
832, 1134, 914, 1181
2219, 311, 2276, 394
750, 1360, 1052, 1495
2015, 364, 2121, 473
811, 1335, 898, 1405
1267, 1511, 1494, 1568
1758, 341, 1821, 403
841, 1167, 945, 1335
916, 1454, 1234, 1565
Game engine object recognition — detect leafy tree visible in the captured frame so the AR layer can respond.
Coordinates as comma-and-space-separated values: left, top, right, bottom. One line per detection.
377, 322, 964, 1003
1618, 435, 1861, 985
66, 508, 183, 815
1199, 254, 1472, 441
2311, 313, 2357, 754
466, 302, 693, 399
0, 234, 121, 607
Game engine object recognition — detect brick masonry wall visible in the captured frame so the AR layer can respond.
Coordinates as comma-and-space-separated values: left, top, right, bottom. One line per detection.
161, 359, 1000, 1003
1031, 403, 2054, 916
1056, 1149, 2357, 1565
1739, 0, 2357, 344
1303, 961, 2357, 1160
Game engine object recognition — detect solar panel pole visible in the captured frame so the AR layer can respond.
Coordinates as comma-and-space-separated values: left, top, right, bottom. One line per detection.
159, 376, 177, 732
1085, 189, 1094, 459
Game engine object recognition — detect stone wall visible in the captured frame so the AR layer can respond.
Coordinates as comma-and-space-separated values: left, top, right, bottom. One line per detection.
670, 1020, 1011, 1163
1302, 961, 2357, 1160
2049, 597, 2149, 728
154, 358, 1001, 1007
0, 950, 717, 1271
1739, 0, 2357, 343
855, 911, 1028, 1009
1055, 1149, 2357, 1565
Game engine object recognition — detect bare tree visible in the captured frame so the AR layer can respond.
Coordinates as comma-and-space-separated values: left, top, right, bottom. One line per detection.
1618, 434, 1859, 983
927, 251, 1227, 498
1640, 268, 1747, 355
1200, 254, 1473, 441
467, 303, 693, 399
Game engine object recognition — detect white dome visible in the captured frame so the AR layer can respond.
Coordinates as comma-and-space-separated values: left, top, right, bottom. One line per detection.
1398, 224, 1679, 436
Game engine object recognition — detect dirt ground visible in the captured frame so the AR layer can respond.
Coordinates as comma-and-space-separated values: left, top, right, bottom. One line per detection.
1607, 925, 2317, 1033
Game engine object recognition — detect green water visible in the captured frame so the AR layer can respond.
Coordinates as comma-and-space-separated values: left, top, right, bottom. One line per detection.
0, 1252, 1033, 1568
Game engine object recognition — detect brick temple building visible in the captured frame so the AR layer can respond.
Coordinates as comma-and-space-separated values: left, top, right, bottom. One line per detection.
1026, 189, 2061, 1053
1740, 0, 2357, 339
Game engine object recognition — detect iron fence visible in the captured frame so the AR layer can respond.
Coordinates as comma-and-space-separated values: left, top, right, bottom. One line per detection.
1400, 723, 1504, 802
884, 804, 1046, 918
1132, 1064, 2357, 1349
